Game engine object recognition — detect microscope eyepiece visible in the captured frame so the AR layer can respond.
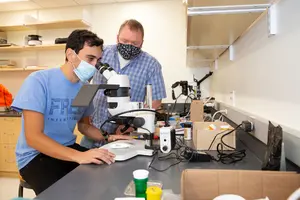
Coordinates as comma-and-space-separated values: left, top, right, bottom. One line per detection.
96, 62, 111, 74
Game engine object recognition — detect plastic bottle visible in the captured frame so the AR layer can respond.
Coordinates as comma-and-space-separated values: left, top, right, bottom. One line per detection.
146, 186, 162, 200
183, 123, 192, 140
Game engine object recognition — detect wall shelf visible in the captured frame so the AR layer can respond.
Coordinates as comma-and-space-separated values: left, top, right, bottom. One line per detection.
0, 19, 91, 32
0, 44, 66, 52
0, 67, 47, 72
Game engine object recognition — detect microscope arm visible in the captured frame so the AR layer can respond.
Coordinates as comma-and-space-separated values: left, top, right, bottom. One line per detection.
195, 71, 213, 86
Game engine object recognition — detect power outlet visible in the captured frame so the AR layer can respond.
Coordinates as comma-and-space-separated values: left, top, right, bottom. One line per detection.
223, 109, 228, 115
229, 90, 236, 106
246, 116, 256, 134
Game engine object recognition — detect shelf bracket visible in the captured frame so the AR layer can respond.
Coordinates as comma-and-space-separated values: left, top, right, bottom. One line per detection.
229, 45, 235, 61
214, 59, 218, 70
267, 3, 278, 37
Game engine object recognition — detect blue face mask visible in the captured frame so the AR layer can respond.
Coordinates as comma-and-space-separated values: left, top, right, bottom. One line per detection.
72, 52, 96, 83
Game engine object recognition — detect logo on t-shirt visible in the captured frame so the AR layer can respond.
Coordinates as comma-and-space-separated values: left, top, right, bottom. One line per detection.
48, 98, 84, 122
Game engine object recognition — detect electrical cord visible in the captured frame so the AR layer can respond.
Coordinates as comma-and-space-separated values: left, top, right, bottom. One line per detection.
206, 124, 246, 164
169, 93, 183, 117
212, 110, 227, 121
183, 93, 195, 115
148, 150, 183, 172
207, 129, 231, 151
148, 138, 206, 172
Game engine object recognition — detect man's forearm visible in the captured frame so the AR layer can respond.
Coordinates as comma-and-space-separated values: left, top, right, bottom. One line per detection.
26, 132, 79, 162
152, 100, 162, 110
78, 123, 105, 142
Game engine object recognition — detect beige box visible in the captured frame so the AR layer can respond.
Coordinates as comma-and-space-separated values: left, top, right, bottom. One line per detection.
181, 169, 300, 200
192, 121, 236, 150
190, 100, 204, 122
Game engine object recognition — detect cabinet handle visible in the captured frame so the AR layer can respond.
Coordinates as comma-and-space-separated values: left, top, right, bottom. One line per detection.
3, 118, 14, 121
5, 159, 16, 163
4, 145, 15, 149
3, 132, 14, 136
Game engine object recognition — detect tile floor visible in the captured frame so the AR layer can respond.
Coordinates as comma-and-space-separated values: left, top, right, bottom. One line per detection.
0, 178, 36, 200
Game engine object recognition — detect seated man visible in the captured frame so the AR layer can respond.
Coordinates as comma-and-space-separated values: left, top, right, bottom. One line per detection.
11, 29, 117, 195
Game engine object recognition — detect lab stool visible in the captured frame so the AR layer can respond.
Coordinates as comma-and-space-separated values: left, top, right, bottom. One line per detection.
18, 174, 32, 197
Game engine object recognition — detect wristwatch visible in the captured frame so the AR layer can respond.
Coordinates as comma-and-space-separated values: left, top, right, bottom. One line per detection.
103, 132, 109, 142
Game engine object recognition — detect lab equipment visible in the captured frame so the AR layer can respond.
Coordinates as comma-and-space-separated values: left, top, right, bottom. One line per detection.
72, 62, 164, 161
193, 71, 213, 99
95, 62, 156, 150
183, 123, 192, 140
133, 169, 149, 198
159, 127, 176, 154
171, 80, 192, 100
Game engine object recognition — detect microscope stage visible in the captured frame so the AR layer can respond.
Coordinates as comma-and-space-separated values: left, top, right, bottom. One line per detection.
99, 139, 154, 161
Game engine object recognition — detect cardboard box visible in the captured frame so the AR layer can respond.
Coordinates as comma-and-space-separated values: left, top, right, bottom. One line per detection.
193, 122, 236, 150
181, 169, 300, 200
190, 100, 204, 122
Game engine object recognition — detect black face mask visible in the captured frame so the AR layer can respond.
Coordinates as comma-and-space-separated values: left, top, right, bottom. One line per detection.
117, 43, 141, 60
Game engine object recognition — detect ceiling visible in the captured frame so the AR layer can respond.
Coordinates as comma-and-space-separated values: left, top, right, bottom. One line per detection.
187, 0, 272, 67
0, 0, 154, 12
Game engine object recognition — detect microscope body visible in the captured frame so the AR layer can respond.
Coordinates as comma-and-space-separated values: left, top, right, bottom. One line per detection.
97, 63, 155, 148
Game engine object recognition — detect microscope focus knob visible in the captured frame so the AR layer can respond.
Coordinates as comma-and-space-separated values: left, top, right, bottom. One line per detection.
162, 146, 168, 152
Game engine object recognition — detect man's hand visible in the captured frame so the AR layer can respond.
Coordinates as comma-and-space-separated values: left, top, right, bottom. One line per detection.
108, 135, 133, 142
115, 125, 135, 135
144, 100, 161, 110
78, 116, 105, 142
73, 148, 115, 165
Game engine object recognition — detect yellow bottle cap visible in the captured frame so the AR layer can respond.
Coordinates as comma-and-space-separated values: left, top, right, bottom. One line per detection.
146, 186, 162, 198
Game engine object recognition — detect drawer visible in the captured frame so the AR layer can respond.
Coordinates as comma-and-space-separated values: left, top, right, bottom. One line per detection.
0, 144, 18, 172
0, 117, 21, 144
0, 131, 19, 144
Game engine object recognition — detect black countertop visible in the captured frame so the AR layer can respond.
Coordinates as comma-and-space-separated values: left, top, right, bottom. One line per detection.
35, 138, 263, 200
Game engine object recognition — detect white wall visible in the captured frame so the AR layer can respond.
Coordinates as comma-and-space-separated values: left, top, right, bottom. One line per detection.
211, 0, 300, 136
0, 0, 211, 103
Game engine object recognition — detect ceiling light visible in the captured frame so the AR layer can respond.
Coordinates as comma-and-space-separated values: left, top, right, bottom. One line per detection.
188, 4, 270, 16
187, 45, 229, 50
0, 0, 28, 3
188, 8, 266, 16
188, 4, 270, 11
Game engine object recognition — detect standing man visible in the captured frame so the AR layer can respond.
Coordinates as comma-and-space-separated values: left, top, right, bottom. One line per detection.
11, 29, 116, 195
81, 19, 167, 148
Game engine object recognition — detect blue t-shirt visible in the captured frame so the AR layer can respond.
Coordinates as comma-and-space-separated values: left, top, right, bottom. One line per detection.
11, 68, 93, 170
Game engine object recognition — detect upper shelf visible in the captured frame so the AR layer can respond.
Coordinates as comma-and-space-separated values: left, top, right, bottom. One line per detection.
0, 19, 91, 32
0, 67, 47, 72
0, 44, 66, 52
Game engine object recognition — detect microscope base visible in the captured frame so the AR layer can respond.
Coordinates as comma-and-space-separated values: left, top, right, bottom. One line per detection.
99, 139, 154, 161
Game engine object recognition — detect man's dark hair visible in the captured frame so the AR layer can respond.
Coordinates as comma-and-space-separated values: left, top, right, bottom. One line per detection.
65, 29, 104, 61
